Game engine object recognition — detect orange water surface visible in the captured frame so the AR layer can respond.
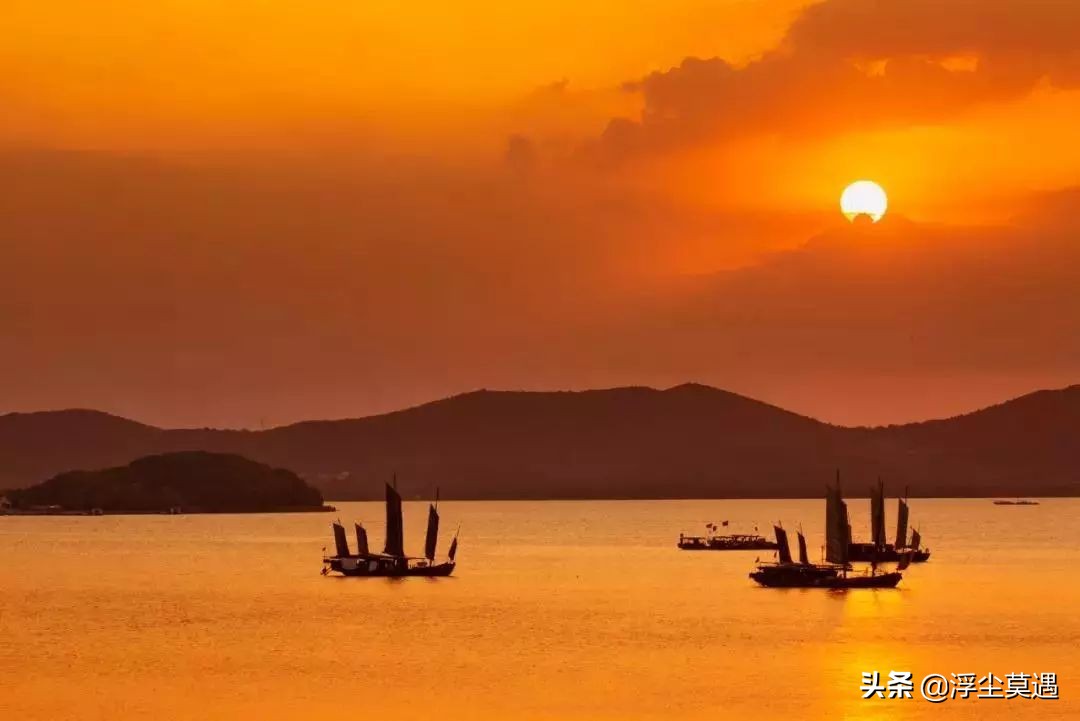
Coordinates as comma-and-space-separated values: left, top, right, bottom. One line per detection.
1, 499, 1076, 720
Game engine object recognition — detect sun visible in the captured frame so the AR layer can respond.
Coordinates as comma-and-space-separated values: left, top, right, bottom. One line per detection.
840, 180, 888, 223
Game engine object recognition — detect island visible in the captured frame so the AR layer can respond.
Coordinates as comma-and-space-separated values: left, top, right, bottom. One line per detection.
2, 451, 332, 514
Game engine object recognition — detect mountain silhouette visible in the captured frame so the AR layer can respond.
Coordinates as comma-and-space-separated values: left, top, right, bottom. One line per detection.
1, 383, 1078, 498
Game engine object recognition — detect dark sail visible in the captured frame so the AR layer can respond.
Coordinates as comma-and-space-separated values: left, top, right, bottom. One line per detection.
448, 534, 459, 561
773, 525, 792, 564
911, 528, 921, 551
424, 503, 440, 561
354, 523, 369, 556
825, 485, 845, 564
871, 478, 886, 549
894, 499, 909, 549
828, 483, 852, 566
332, 521, 351, 557
797, 530, 810, 565
897, 550, 913, 570
383, 482, 405, 557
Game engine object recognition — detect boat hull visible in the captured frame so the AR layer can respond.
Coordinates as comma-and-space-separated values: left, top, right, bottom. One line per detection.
749, 564, 839, 587
325, 557, 456, 577
750, 567, 901, 589
818, 571, 902, 589
847, 542, 930, 563
679, 536, 778, 551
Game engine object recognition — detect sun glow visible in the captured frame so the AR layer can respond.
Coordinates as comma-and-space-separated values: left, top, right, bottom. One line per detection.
840, 180, 888, 222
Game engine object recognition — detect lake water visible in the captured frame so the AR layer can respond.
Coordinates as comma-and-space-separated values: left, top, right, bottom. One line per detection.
1, 499, 1076, 720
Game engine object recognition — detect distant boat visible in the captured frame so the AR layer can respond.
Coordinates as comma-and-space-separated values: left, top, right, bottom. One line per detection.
750, 478, 902, 589
678, 522, 777, 551
322, 481, 458, 577
847, 479, 931, 563
993, 499, 1040, 506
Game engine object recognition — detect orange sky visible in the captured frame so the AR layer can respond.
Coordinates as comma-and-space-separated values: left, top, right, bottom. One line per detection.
2, 0, 1080, 427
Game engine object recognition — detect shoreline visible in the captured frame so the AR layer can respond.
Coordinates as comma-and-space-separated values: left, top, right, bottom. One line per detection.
316, 494, 1072, 501
2, 497, 1068, 514
0, 505, 336, 516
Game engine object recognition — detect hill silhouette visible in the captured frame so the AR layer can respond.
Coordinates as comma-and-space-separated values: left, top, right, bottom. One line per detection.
6, 451, 326, 512
1, 384, 1078, 499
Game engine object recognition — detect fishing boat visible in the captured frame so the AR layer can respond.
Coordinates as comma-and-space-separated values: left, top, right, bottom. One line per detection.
848, 480, 931, 563
750, 480, 903, 589
748, 525, 839, 586
322, 481, 458, 577
993, 499, 1039, 506
678, 522, 777, 551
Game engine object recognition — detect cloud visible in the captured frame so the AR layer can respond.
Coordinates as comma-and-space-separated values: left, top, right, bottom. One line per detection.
3, 1, 1079, 428
1, 148, 1078, 427
504, 134, 538, 175
614, 197, 1080, 378
565, 195, 1080, 423
603, 0, 1080, 154
0, 148, 816, 422
786, 0, 1080, 59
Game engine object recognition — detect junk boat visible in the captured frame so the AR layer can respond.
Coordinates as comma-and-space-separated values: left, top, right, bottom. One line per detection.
748, 525, 840, 586
993, 499, 1039, 506
678, 523, 777, 551
322, 481, 458, 577
847, 479, 930, 563
750, 480, 904, 589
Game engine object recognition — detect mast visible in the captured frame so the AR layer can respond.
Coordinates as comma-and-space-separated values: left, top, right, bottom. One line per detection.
841, 498, 852, 559
871, 477, 886, 549
332, 521, 351, 557
911, 528, 921, 551
825, 481, 842, 565
894, 497, 909, 549
354, 522, 370, 556
796, 528, 810, 566
424, 487, 440, 561
825, 481, 844, 564
773, 524, 792, 564
383, 481, 405, 557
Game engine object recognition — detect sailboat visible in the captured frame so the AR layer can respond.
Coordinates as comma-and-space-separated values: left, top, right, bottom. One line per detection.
909, 527, 924, 558
322, 481, 458, 577
848, 480, 931, 563
748, 524, 839, 586
749, 478, 902, 588
820, 480, 903, 588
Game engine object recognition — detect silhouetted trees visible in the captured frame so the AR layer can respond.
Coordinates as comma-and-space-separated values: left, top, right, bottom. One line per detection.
8, 451, 323, 512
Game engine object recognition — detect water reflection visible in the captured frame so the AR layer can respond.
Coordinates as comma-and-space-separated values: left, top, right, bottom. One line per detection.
1, 499, 1078, 720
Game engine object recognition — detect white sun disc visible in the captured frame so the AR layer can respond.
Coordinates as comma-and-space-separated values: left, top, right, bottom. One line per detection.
840, 180, 888, 222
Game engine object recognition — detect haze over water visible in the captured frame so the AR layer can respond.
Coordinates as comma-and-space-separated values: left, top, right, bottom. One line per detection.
2, 499, 1076, 720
